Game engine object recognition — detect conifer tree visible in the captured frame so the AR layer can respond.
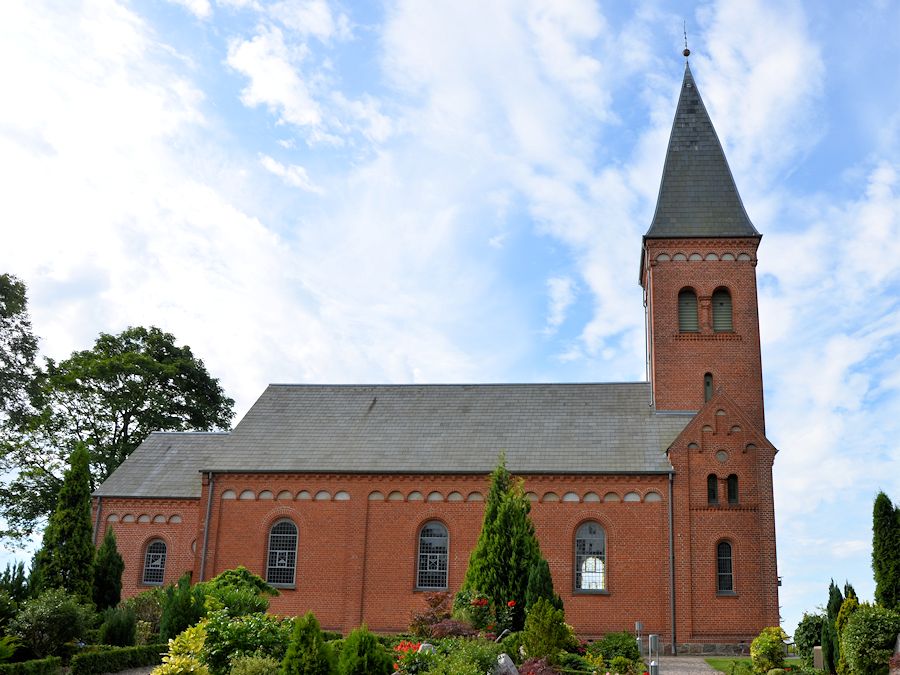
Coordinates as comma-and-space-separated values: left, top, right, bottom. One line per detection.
37, 443, 94, 604
281, 612, 334, 675
821, 580, 844, 674
93, 527, 125, 610
835, 590, 858, 675
525, 556, 563, 612
872, 491, 900, 610
337, 625, 392, 675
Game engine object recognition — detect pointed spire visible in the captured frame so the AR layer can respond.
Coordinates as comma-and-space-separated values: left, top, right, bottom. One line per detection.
644, 62, 759, 239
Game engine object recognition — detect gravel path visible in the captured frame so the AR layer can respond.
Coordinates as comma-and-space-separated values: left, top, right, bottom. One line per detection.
657, 656, 719, 675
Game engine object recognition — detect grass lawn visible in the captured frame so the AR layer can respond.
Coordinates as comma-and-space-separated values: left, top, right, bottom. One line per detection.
705, 657, 804, 673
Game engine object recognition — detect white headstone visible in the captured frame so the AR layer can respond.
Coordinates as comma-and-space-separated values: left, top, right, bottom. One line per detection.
418, 643, 436, 654
494, 653, 519, 675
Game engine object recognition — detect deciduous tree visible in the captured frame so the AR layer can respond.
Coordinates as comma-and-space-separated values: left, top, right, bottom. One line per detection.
1, 325, 234, 542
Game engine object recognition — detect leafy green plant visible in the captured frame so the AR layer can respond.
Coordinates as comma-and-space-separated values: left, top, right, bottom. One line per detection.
337, 625, 392, 675
280, 612, 334, 675
228, 654, 282, 675
522, 598, 572, 665
160, 575, 207, 641
0, 591, 17, 634
125, 587, 165, 635
592, 631, 640, 663
0, 562, 29, 604
93, 528, 125, 611
525, 558, 562, 613
203, 567, 277, 597
793, 612, 825, 667
429, 638, 501, 675
751, 627, 788, 674
98, 606, 137, 647
0, 636, 20, 664
409, 592, 452, 638
10, 587, 93, 658
70, 644, 166, 674
835, 593, 858, 675
841, 603, 900, 675
202, 610, 291, 674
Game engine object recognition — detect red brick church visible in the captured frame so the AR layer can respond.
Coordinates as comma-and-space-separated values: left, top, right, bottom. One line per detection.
93, 61, 780, 653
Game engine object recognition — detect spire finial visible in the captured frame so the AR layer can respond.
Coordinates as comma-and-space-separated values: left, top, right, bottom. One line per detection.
683, 22, 690, 58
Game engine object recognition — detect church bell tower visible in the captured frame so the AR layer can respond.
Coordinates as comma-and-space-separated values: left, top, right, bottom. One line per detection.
640, 60, 765, 432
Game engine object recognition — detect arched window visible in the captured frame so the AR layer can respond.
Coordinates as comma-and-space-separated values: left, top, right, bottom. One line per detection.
142, 540, 167, 585
417, 521, 448, 589
266, 520, 298, 587
717, 541, 734, 592
678, 289, 699, 332
712, 288, 733, 332
707, 474, 718, 505
704, 373, 714, 401
727, 474, 739, 504
575, 522, 606, 591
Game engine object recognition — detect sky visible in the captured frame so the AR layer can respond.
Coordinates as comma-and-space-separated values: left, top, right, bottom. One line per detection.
2, 0, 900, 638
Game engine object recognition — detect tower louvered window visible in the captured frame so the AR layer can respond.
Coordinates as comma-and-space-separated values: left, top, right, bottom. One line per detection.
575, 521, 606, 591
727, 474, 739, 504
417, 521, 448, 589
712, 289, 733, 332
717, 541, 734, 592
267, 520, 298, 586
143, 540, 166, 585
707, 474, 718, 505
678, 289, 699, 332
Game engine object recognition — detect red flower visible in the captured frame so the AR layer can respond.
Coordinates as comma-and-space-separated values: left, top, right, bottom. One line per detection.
507, 600, 516, 607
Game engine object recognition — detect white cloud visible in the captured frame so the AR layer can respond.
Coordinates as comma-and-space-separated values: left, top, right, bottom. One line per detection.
258, 154, 322, 193
166, 0, 212, 19
227, 25, 322, 129
269, 0, 350, 41
544, 276, 576, 334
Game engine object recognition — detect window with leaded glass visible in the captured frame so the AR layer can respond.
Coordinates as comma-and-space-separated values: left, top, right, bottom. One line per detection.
417, 521, 448, 589
575, 522, 606, 591
143, 540, 166, 585
266, 520, 298, 587
727, 474, 739, 504
707, 474, 719, 505
717, 541, 734, 593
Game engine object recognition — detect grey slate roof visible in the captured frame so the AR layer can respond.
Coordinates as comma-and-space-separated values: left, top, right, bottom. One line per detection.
644, 62, 759, 240
94, 432, 227, 499
95, 383, 691, 499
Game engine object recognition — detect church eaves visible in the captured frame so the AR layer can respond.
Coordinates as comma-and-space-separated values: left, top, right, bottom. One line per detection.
644, 62, 759, 240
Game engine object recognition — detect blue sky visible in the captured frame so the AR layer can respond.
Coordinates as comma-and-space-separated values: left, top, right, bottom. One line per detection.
2, 0, 900, 637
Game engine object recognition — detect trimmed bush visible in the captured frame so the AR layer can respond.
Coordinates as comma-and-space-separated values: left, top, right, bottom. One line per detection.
98, 606, 137, 647
337, 625, 392, 675
281, 612, 334, 675
10, 588, 93, 658
522, 598, 572, 665
429, 638, 502, 675
841, 603, 900, 675
202, 610, 291, 674
0, 657, 61, 674
70, 644, 166, 675
751, 627, 788, 674
592, 631, 640, 663
160, 575, 206, 641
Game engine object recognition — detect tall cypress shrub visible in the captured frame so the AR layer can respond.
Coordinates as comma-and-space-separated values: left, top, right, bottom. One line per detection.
281, 612, 334, 675
94, 527, 125, 610
835, 590, 858, 675
525, 556, 563, 612
873, 491, 900, 610
821, 580, 844, 674
37, 443, 95, 604
460, 454, 554, 630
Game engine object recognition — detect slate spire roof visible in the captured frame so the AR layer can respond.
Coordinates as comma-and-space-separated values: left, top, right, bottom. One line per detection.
644, 61, 759, 240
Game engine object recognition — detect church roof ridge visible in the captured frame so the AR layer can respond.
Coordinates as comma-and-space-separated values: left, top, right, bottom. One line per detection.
644, 61, 759, 240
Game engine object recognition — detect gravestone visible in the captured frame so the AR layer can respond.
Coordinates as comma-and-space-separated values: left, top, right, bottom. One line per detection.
813, 646, 823, 670
494, 653, 518, 675
418, 643, 436, 654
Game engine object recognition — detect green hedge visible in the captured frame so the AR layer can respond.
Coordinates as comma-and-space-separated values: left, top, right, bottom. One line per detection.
69, 643, 166, 675
0, 657, 62, 674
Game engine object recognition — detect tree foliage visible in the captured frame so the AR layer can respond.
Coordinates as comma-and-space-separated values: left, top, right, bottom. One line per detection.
835, 592, 859, 675
0, 324, 234, 542
0, 274, 39, 426
35, 443, 94, 603
280, 612, 334, 675
336, 625, 393, 675
160, 574, 207, 641
10, 587, 93, 658
0, 561, 30, 604
525, 557, 563, 613
461, 454, 555, 631
794, 612, 825, 667
94, 527, 125, 610
822, 580, 844, 674
841, 603, 900, 675
751, 626, 789, 674
873, 491, 900, 610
